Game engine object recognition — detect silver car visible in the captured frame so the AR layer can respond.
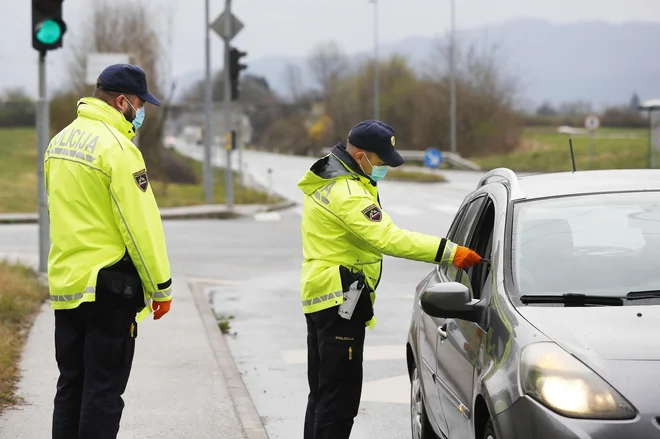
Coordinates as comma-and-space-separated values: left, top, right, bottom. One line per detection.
406, 168, 660, 439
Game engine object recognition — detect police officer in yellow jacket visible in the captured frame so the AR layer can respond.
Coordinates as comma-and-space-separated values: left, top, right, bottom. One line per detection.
45, 64, 172, 439
298, 120, 482, 439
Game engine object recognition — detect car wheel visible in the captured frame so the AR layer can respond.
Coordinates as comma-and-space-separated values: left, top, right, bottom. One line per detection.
411, 363, 438, 439
483, 419, 496, 439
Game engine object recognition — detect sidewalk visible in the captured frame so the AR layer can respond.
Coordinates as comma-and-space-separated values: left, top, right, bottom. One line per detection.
0, 201, 296, 224
0, 276, 268, 438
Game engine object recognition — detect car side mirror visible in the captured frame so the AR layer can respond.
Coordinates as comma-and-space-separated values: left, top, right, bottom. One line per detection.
420, 282, 485, 323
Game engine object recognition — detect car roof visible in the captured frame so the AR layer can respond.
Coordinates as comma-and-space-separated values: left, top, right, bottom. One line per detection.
479, 169, 660, 201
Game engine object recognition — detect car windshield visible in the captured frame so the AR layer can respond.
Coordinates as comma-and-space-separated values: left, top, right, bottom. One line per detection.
511, 191, 660, 297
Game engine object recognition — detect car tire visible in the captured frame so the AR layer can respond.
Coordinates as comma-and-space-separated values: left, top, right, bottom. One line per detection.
410, 363, 439, 439
483, 419, 496, 439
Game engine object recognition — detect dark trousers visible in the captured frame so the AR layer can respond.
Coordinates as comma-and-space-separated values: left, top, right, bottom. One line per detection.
304, 305, 367, 439
52, 282, 139, 439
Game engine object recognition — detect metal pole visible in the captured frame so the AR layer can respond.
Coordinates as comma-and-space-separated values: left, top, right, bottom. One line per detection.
372, 0, 379, 120
37, 51, 50, 273
449, 0, 457, 154
589, 132, 594, 169
650, 110, 654, 169
203, 0, 213, 203
224, 0, 234, 209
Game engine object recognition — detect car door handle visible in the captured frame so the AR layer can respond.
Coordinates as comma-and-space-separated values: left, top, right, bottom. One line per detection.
437, 323, 448, 339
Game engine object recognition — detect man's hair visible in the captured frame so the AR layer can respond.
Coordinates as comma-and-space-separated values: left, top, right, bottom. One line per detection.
92, 86, 121, 105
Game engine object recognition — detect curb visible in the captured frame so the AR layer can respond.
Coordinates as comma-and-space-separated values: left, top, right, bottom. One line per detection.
0, 201, 298, 225
189, 281, 269, 439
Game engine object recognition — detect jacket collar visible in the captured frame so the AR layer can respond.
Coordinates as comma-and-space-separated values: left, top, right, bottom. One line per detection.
330, 143, 376, 186
76, 97, 136, 140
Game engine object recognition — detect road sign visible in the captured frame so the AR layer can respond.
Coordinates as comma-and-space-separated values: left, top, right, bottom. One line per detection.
584, 114, 600, 131
85, 53, 130, 84
210, 11, 244, 42
424, 148, 443, 169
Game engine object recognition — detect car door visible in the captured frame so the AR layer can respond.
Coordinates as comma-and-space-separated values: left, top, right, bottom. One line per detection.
418, 204, 468, 434
421, 196, 485, 435
435, 197, 495, 439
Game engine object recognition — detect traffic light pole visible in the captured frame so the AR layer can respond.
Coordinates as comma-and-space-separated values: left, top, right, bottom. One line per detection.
223, 0, 234, 209
203, 0, 213, 204
37, 50, 50, 273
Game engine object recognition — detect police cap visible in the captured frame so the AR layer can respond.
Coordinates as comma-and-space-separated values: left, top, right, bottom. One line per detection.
348, 120, 405, 167
96, 64, 161, 106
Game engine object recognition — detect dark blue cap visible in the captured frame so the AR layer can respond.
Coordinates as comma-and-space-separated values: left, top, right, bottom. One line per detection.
96, 64, 161, 106
348, 120, 405, 167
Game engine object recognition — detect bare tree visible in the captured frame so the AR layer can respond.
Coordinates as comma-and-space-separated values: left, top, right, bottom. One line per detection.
307, 42, 349, 97
283, 63, 304, 102
58, 0, 170, 177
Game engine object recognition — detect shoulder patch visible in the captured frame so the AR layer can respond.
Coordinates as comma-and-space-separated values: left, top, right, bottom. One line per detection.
361, 203, 382, 222
133, 169, 149, 192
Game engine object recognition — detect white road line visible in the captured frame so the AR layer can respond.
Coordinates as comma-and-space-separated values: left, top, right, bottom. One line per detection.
361, 374, 410, 404
385, 205, 424, 216
254, 212, 282, 221
429, 204, 460, 215
281, 344, 405, 365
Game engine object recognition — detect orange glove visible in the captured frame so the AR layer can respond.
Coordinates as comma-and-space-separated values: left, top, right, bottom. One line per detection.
453, 246, 482, 270
152, 299, 171, 320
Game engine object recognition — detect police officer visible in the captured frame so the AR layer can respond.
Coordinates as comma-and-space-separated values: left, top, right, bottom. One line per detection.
45, 64, 173, 439
298, 120, 482, 438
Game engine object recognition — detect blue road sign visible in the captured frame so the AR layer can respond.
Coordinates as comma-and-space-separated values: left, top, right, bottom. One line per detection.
424, 148, 443, 169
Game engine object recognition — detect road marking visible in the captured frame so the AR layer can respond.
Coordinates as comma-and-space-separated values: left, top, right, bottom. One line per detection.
385, 205, 424, 216
361, 374, 410, 404
429, 204, 460, 215
281, 344, 405, 365
254, 212, 281, 221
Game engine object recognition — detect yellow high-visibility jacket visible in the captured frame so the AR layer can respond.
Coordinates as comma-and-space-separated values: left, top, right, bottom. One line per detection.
45, 97, 172, 322
298, 143, 458, 329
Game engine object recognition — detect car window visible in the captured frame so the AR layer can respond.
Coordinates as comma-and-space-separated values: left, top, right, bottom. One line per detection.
511, 191, 660, 297
443, 196, 485, 283
452, 196, 485, 246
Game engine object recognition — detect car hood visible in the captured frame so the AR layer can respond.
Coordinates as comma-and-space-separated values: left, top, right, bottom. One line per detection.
517, 305, 660, 360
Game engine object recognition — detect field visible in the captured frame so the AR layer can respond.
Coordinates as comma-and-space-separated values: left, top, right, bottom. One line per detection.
473, 127, 651, 172
0, 127, 277, 213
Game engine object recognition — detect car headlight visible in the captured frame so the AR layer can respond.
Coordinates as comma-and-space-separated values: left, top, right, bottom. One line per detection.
520, 342, 636, 420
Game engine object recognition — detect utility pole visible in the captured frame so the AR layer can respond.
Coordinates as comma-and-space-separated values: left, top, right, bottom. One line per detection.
37, 52, 49, 273
371, 0, 379, 120
223, 0, 234, 209
449, 0, 457, 154
203, 0, 213, 203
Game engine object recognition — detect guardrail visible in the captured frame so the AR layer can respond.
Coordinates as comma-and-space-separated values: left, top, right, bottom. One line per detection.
320, 148, 481, 171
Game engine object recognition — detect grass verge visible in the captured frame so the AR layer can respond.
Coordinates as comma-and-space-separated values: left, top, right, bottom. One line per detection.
473, 127, 650, 172
387, 168, 447, 183
0, 127, 280, 213
0, 261, 49, 413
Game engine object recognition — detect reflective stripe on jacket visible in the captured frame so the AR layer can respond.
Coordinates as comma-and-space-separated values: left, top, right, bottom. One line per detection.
45, 97, 172, 321
297, 143, 458, 329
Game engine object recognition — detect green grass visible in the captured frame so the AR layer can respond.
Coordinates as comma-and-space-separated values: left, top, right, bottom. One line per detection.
0, 261, 49, 412
152, 152, 282, 208
473, 126, 651, 172
388, 168, 447, 183
0, 127, 279, 213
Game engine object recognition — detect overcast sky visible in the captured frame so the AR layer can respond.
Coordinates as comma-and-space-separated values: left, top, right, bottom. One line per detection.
3, 0, 660, 97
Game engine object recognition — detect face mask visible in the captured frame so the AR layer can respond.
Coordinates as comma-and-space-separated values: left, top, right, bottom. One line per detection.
125, 98, 145, 130
362, 154, 389, 182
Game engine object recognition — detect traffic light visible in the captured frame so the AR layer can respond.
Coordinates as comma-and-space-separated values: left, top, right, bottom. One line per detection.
32, 0, 67, 52
229, 47, 247, 101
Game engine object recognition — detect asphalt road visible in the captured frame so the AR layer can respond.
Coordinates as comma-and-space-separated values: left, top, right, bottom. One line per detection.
0, 149, 484, 439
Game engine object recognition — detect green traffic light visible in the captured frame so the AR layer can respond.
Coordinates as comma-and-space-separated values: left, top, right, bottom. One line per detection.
36, 19, 63, 45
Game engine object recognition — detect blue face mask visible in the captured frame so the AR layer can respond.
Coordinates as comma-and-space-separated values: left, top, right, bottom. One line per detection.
363, 155, 390, 182
126, 99, 145, 130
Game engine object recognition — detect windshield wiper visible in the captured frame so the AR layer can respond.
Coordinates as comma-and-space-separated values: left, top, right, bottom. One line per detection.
626, 290, 660, 300
519, 293, 623, 306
